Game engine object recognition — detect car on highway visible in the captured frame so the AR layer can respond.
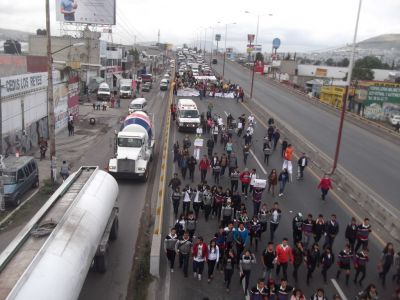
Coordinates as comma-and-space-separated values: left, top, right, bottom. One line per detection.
389, 113, 400, 125
160, 79, 169, 91
163, 74, 170, 83
212, 58, 218, 64
142, 82, 152, 92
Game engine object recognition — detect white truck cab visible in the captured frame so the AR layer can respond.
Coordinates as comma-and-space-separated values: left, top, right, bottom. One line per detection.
176, 99, 200, 132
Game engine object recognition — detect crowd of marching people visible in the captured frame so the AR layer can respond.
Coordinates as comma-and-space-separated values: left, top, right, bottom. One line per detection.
165, 84, 400, 299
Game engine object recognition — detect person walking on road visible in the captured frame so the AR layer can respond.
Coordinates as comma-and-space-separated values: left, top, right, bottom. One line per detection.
207, 239, 220, 283
252, 187, 264, 217
302, 213, 314, 249
336, 243, 352, 286
180, 154, 188, 180
292, 213, 303, 244
249, 278, 268, 300
223, 248, 236, 292
192, 187, 202, 219
249, 168, 257, 193
225, 139, 233, 159
278, 168, 289, 197
211, 154, 221, 184
323, 214, 339, 250
392, 251, 400, 284
275, 278, 294, 299
292, 241, 305, 284
199, 155, 210, 183
297, 152, 308, 180
175, 231, 192, 277
275, 237, 293, 280
240, 168, 251, 198
353, 247, 369, 286
171, 187, 182, 219
164, 228, 178, 272
234, 222, 249, 261
320, 247, 335, 284
258, 203, 269, 234
378, 242, 395, 287
192, 237, 208, 281
60, 161, 70, 181
313, 214, 325, 244
220, 199, 234, 228
239, 250, 256, 296
182, 186, 192, 216
305, 243, 321, 285
220, 153, 228, 176
206, 137, 214, 158
317, 174, 333, 200
187, 156, 197, 183
230, 167, 240, 192
273, 129, 280, 151
345, 217, 357, 253
269, 202, 282, 242
168, 173, 181, 191
310, 288, 327, 300
267, 169, 278, 197
185, 211, 197, 240
228, 152, 238, 175
282, 144, 294, 182
261, 242, 276, 283
263, 138, 272, 166
243, 144, 250, 165
281, 139, 288, 158
202, 186, 212, 222
354, 218, 372, 253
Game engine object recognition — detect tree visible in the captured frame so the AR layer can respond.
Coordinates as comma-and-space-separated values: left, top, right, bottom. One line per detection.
337, 58, 349, 67
326, 58, 335, 66
352, 67, 374, 80
314, 60, 322, 66
354, 55, 389, 69
128, 48, 140, 67
285, 53, 291, 60
255, 52, 264, 62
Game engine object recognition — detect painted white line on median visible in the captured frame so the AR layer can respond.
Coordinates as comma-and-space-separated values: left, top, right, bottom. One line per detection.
0, 188, 40, 228
249, 149, 267, 175
331, 279, 348, 300
224, 111, 228, 117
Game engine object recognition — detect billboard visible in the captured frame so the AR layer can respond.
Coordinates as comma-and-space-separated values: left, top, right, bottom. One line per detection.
364, 84, 400, 120
248, 34, 255, 43
272, 38, 281, 49
215, 34, 221, 41
55, 0, 116, 25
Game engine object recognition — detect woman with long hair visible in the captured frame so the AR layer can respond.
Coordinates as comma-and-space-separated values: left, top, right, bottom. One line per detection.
207, 239, 220, 283
378, 242, 395, 286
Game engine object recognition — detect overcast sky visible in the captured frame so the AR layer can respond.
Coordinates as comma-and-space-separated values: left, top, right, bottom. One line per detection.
0, 0, 399, 53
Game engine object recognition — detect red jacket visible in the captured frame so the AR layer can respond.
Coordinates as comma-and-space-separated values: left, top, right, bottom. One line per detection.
199, 159, 210, 170
192, 242, 208, 260
318, 178, 333, 190
275, 244, 293, 264
240, 171, 251, 184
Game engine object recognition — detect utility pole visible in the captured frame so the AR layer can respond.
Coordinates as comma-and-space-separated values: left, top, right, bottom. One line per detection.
0, 79, 4, 211
203, 28, 207, 59
157, 29, 160, 45
46, 0, 56, 185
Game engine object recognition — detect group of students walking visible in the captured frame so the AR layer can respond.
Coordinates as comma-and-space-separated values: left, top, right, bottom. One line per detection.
165, 105, 399, 299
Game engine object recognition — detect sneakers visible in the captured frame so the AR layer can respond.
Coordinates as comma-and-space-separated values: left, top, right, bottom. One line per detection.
170, 268, 174, 273
194, 272, 197, 278
198, 274, 202, 281
278, 193, 283, 197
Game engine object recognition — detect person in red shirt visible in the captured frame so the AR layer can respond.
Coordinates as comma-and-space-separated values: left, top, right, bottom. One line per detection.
275, 237, 293, 280
192, 236, 208, 281
199, 155, 210, 183
317, 174, 333, 200
240, 168, 251, 198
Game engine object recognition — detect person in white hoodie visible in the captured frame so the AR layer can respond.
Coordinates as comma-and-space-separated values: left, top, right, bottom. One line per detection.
207, 239, 220, 283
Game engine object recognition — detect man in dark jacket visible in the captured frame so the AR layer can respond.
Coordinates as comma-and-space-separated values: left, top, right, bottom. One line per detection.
297, 152, 308, 180
323, 214, 339, 250
206, 137, 214, 158
292, 241, 304, 284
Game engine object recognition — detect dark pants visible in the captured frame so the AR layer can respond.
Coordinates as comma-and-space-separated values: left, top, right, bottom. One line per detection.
172, 199, 180, 218
321, 265, 331, 283
166, 249, 176, 269
231, 180, 238, 192
221, 165, 227, 176
179, 253, 190, 276
204, 205, 211, 221
293, 230, 302, 244
200, 170, 207, 182
243, 153, 249, 165
181, 167, 187, 180
208, 259, 217, 278
276, 262, 288, 280
293, 263, 301, 282
189, 168, 195, 182
182, 202, 190, 216
253, 201, 261, 217
354, 266, 366, 284
264, 154, 270, 165
224, 268, 234, 288
321, 188, 329, 200
240, 270, 251, 292
298, 166, 305, 179
348, 238, 356, 253
323, 234, 336, 250
241, 183, 249, 195
193, 202, 201, 218
213, 172, 220, 184
355, 239, 368, 253
307, 264, 316, 284
193, 260, 205, 275
270, 223, 279, 242
379, 263, 392, 285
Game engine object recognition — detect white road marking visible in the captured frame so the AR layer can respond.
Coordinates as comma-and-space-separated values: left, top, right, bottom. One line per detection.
249, 149, 267, 175
331, 278, 348, 300
224, 111, 228, 117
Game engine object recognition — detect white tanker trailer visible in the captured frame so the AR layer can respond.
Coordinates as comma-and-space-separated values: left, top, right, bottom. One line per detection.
0, 166, 119, 300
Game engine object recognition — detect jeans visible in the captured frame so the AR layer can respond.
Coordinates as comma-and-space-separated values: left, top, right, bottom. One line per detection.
231, 180, 238, 192
240, 270, 251, 293
224, 268, 234, 288
200, 170, 208, 182
182, 202, 190, 216
166, 249, 176, 269
276, 262, 288, 280
204, 205, 211, 221
241, 183, 249, 195
270, 223, 279, 242
253, 201, 261, 217
179, 253, 190, 276
193, 260, 205, 275
279, 181, 286, 194
207, 259, 217, 278
172, 199, 180, 218
321, 188, 329, 200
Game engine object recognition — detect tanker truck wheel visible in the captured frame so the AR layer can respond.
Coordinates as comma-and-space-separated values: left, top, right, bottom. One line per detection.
142, 168, 149, 182
110, 217, 119, 241
95, 252, 108, 273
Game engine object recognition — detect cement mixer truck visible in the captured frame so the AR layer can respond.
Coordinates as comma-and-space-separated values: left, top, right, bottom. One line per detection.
0, 166, 119, 300
108, 111, 155, 181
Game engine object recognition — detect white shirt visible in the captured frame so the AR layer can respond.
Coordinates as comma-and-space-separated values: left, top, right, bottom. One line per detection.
271, 210, 279, 223
217, 117, 223, 126
194, 244, 205, 262
183, 191, 191, 203
193, 191, 201, 203
208, 245, 220, 262
250, 173, 257, 185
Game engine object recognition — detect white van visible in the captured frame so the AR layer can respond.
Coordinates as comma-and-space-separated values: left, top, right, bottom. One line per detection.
128, 98, 147, 114
97, 82, 111, 101
176, 99, 200, 132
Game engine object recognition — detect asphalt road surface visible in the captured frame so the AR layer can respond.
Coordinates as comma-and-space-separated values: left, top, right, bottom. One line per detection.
212, 59, 400, 209
160, 96, 398, 300
79, 79, 169, 300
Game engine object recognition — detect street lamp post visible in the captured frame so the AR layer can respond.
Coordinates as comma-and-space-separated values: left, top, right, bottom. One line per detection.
329, 0, 362, 175
221, 22, 236, 78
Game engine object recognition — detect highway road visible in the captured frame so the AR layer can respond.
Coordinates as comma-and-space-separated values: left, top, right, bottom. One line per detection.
160, 96, 398, 300
212, 59, 400, 209
78, 80, 169, 300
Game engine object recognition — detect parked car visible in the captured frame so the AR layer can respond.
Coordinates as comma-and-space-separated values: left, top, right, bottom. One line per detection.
212, 58, 218, 64
3, 156, 39, 206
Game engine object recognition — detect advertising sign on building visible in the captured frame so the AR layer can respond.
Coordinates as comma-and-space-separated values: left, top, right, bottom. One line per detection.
272, 38, 281, 49
315, 68, 328, 77
254, 60, 264, 74
364, 83, 400, 120
254, 45, 262, 52
68, 76, 80, 120
55, 0, 116, 25
246, 44, 254, 53
1, 72, 47, 98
